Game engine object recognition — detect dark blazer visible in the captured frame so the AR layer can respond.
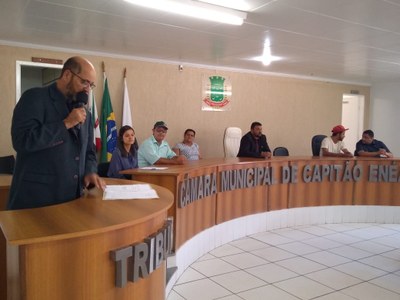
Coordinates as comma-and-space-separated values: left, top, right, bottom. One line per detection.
7, 83, 97, 210
237, 131, 271, 158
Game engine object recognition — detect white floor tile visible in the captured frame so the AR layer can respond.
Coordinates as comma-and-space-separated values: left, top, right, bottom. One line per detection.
209, 244, 244, 257
369, 273, 400, 294
196, 253, 216, 262
301, 237, 342, 250
274, 276, 334, 299
250, 232, 293, 245
246, 263, 298, 283
351, 240, 394, 254
324, 232, 362, 244
372, 234, 400, 248
271, 228, 316, 241
238, 284, 299, 300
175, 267, 206, 285
275, 256, 327, 275
327, 245, 374, 260
166, 290, 185, 300
305, 268, 362, 290
296, 225, 337, 236
341, 282, 400, 300
359, 254, 400, 272
304, 251, 351, 267
312, 291, 362, 300
171, 223, 400, 300
380, 224, 400, 231
381, 248, 400, 260
345, 227, 399, 240
277, 241, 320, 255
214, 295, 242, 300
221, 252, 269, 269
191, 258, 238, 277
210, 270, 266, 293
333, 261, 387, 281
318, 223, 363, 232
228, 237, 269, 251
250, 246, 296, 262
173, 278, 231, 300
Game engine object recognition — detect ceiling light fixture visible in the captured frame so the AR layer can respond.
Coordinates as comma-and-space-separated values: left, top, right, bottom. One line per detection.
198, 0, 250, 11
262, 39, 272, 66
124, 0, 247, 25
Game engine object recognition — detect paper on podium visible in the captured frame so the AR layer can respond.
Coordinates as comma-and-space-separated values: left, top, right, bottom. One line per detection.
140, 166, 168, 170
103, 184, 159, 200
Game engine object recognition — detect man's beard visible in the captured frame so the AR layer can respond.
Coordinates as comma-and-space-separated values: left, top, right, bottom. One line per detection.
65, 81, 77, 102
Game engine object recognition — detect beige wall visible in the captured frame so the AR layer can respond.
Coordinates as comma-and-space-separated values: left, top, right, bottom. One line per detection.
0, 44, 370, 158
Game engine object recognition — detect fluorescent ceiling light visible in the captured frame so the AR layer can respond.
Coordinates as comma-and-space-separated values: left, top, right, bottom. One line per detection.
124, 0, 247, 25
198, 0, 250, 11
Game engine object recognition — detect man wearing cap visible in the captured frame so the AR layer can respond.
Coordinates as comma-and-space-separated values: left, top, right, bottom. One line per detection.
138, 121, 186, 167
354, 129, 393, 158
320, 125, 353, 157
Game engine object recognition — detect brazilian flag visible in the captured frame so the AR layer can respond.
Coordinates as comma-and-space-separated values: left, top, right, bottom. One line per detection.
100, 75, 117, 162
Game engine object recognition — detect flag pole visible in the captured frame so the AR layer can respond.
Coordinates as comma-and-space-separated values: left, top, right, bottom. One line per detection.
122, 67, 133, 127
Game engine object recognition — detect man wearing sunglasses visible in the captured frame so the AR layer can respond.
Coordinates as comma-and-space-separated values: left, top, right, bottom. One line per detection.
8, 56, 105, 210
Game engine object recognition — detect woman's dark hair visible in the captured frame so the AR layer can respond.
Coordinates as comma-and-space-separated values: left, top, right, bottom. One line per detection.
118, 125, 138, 157
184, 128, 196, 136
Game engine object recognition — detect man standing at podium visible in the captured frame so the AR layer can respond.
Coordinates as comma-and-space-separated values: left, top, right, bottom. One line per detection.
7, 56, 105, 210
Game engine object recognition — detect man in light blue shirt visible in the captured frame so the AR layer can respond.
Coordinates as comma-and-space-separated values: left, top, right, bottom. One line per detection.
138, 121, 186, 167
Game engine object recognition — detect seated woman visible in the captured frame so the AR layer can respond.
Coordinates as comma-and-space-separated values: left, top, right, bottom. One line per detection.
173, 129, 201, 160
107, 125, 138, 178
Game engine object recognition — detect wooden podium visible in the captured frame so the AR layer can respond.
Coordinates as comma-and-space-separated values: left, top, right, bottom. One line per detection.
0, 178, 173, 300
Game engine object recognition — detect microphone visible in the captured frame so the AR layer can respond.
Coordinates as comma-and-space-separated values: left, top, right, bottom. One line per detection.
73, 91, 88, 108
72, 92, 88, 130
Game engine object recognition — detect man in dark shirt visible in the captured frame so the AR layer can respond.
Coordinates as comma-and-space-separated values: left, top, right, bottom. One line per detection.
354, 129, 393, 158
237, 121, 271, 158
8, 56, 106, 210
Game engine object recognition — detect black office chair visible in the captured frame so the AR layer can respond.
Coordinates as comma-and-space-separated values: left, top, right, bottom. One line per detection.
273, 147, 289, 156
311, 135, 327, 156
97, 162, 110, 177
0, 155, 15, 174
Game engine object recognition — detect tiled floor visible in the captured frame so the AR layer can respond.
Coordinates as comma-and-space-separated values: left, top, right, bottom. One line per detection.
167, 223, 400, 300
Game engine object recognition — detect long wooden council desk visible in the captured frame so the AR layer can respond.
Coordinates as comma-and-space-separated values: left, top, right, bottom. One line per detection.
122, 157, 400, 250
0, 178, 173, 300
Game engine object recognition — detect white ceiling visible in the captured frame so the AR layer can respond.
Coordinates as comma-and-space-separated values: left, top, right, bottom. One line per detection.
2, 0, 400, 85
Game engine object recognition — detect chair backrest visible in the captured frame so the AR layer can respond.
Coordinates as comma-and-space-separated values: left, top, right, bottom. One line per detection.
311, 135, 327, 156
98, 162, 110, 177
0, 155, 15, 174
223, 127, 242, 158
273, 147, 289, 156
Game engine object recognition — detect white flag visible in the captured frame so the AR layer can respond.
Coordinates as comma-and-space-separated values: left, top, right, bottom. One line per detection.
122, 77, 132, 127
89, 90, 101, 152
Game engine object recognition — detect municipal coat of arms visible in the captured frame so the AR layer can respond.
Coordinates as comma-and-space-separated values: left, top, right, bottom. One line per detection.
202, 75, 232, 111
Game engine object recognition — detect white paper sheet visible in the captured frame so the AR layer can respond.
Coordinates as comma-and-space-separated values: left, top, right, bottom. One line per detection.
103, 184, 159, 200
140, 166, 168, 170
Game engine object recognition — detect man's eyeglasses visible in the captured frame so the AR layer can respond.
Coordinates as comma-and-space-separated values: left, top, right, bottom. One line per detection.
69, 70, 96, 90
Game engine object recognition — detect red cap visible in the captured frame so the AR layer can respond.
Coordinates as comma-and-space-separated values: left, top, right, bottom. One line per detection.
331, 125, 349, 134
